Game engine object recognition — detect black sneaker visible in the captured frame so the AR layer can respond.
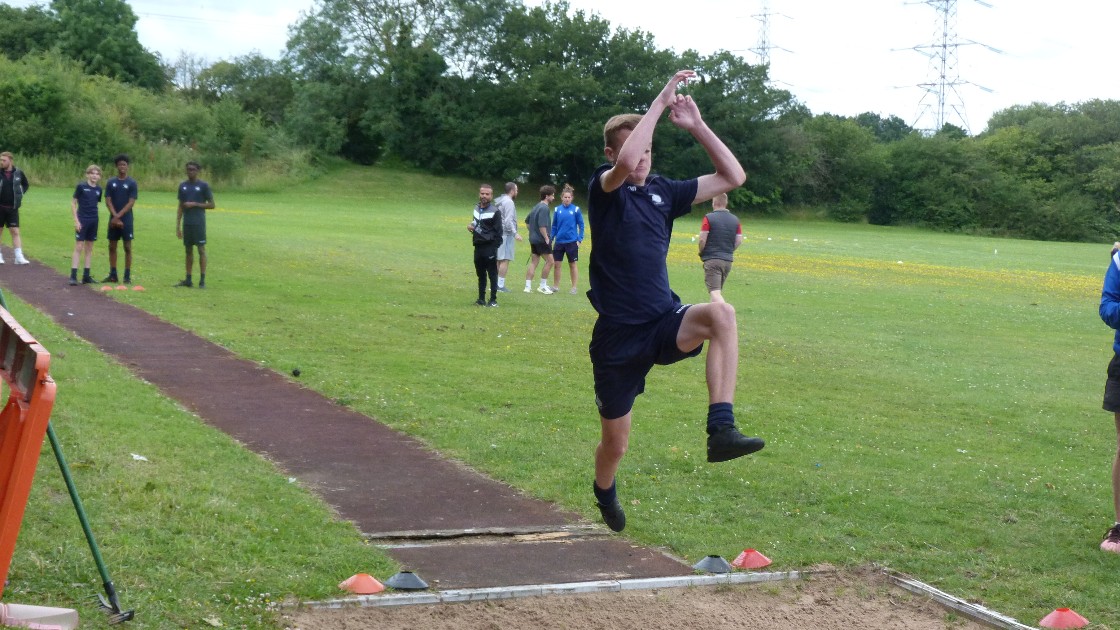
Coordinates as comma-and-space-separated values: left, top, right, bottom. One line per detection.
198, 281, 205, 289
101, 275, 118, 283
68, 277, 78, 286
123, 277, 131, 284
707, 426, 765, 463
176, 279, 193, 288
475, 299, 486, 306
487, 300, 499, 307
81, 276, 94, 284
596, 497, 626, 532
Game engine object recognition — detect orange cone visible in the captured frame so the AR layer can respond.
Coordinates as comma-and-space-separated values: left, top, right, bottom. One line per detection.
731, 549, 772, 569
131, 285, 145, 291
116, 285, 128, 290
339, 573, 385, 595
100, 286, 113, 292
1040, 608, 1089, 629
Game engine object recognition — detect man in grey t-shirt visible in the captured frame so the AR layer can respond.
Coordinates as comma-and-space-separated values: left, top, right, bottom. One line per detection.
524, 185, 556, 294
697, 192, 742, 303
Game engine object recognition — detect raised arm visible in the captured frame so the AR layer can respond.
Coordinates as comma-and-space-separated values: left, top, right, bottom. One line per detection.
600, 71, 696, 193
667, 95, 746, 205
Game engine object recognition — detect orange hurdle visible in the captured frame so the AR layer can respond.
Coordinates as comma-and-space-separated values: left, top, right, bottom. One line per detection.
0, 306, 57, 599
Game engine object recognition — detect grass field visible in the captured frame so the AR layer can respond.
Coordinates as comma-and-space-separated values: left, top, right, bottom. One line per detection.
3, 163, 1118, 628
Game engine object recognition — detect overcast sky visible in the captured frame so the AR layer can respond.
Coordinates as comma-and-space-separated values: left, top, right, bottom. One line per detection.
10, 0, 1117, 134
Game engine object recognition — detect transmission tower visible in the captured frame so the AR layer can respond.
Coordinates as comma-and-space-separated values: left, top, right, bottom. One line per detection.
750, 0, 791, 73
902, 0, 1000, 134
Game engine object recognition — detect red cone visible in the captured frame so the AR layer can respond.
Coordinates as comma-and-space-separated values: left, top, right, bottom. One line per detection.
731, 548, 772, 569
1039, 608, 1089, 629
339, 573, 385, 595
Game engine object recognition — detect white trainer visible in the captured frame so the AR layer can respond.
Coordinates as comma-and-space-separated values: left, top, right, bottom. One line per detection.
537, 285, 554, 294
524, 286, 532, 293
13, 254, 29, 265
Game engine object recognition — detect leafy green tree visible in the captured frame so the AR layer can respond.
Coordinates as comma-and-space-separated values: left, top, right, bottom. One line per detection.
798, 115, 885, 221
477, 1, 674, 183
50, 0, 167, 90
197, 54, 294, 126
876, 134, 980, 230
854, 112, 915, 143
0, 4, 60, 59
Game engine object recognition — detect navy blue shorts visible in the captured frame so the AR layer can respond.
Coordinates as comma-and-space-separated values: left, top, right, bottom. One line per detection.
107, 218, 134, 241
589, 304, 703, 420
183, 223, 206, 248
75, 217, 98, 242
1104, 353, 1120, 412
553, 241, 579, 262
0, 207, 19, 228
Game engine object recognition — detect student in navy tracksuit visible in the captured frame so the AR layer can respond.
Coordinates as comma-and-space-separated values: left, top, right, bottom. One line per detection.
69, 165, 102, 286
103, 153, 138, 283
585, 71, 764, 533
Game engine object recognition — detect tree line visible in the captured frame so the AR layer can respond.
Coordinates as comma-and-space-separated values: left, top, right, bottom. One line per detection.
2, 0, 1118, 241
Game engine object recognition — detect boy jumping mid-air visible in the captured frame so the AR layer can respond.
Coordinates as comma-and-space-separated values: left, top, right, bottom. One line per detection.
587, 70, 764, 532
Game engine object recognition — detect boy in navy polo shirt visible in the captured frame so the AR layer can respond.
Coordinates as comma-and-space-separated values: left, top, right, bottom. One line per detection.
587, 70, 764, 532
103, 154, 138, 283
69, 165, 102, 286
176, 161, 215, 288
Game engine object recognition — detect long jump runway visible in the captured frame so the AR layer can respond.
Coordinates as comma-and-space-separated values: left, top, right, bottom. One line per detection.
0, 255, 691, 590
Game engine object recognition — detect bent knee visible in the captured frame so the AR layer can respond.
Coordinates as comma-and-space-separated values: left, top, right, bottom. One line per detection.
599, 439, 629, 461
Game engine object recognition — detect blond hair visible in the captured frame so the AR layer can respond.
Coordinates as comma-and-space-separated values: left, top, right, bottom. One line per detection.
85, 164, 101, 175
603, 114, 641, 152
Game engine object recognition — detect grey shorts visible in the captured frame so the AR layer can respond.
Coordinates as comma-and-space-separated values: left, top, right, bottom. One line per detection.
497, 234, 516, 261
1104, 353, 1120, 412
703, 259, 733, 292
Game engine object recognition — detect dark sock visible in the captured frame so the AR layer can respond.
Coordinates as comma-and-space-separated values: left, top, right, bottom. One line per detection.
70, 268, 77, 280
110, 267, 117, 276
593, 480, 617, 506
185, 274, 192, 283
123, 269, 130, 280
200, 274, 205, 284
706, 402, 735, 435
82, 268, 91, 279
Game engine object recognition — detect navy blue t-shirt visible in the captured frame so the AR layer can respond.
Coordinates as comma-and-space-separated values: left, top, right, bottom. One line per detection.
106, 176, 138, 224
178, 179, 213, 226
587, 163, 698, 324
73, 181, 102, 220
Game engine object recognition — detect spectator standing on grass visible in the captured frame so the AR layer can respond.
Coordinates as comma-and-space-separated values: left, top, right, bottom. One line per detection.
69, 165, 102, 286
468, 183, 503, 307
494, 181, 521, 293
103, 154, 138, 284
0, 151, 31, 265
1098, 241, 1120, 553
550, 184, 584, 295
697, 192, 742, 303
585, 70, 764, 533
176, 161, 214, 289
524, 185, 556, 294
